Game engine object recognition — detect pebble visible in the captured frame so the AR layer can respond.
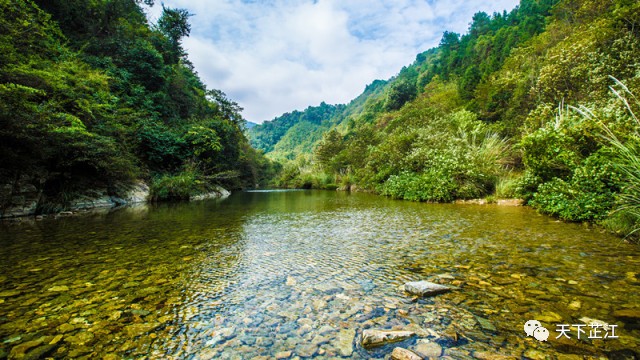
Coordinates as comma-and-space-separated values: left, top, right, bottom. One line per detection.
295, 343, 317, 357
9, 338, 45, 359
391, 347, 423, 360
335, 328, 355, 356
567, 300, 581, 311
275, 350, 292, 359
404, 281, 451, 297
58, 323, 75, 333
361, 329, 415, 348
47, 285, 69, 292
415, 340, 443, 357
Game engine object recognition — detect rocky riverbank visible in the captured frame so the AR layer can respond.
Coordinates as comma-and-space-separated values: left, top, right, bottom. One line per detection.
0, 176, 230, 219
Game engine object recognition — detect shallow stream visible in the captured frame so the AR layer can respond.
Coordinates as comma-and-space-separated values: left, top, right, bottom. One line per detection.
0, 190, 638, 359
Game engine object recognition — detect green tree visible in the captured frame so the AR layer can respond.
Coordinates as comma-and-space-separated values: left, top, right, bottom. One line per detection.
385, 80, 416, 111
157, 6, 192, 64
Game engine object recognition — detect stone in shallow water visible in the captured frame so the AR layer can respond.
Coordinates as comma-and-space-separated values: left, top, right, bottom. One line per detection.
391, 347, 423, 360
472, 351, 518, 360
404, 281, 450, 297
123, 323, 159, 338
361, 329, 415, 348
47, 285, 69, 292
0, 290, 22, 297
612, 308, 640, 321
65, 331, 95, 346
314, 282, 342, 294
275, 351, 292, 359
295, 343, 317, 357
538, 311, 563, 323
22, 344, 56, 360
335, 328, 355, 356
474, 316, 497, 332
415, 340, 442, 357
57, 323, 75, 334
9, 338, 45, 359
567, 300, 581, 311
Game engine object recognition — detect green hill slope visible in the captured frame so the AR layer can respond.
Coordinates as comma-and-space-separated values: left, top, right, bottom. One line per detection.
0, 0, 275, 214
272, 0, 640, 237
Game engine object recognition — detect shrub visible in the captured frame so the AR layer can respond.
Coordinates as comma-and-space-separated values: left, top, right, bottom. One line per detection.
380, 170, 457, 202
149, 170, 204, 201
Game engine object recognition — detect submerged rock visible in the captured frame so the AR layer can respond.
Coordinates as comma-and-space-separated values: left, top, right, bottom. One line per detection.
9, 337, 45, 359
361, 329, 415, 348
335, 329, 355, 356
295, 343, 317, 357
0, 290, 22, 298
391, 347, 423, 360
275, 351, 292, 359
47, 285, 69, 292
612, 309, 640, 321
414, 340, 442, 358
474, 316, 497, 332
404, 281, 450, 297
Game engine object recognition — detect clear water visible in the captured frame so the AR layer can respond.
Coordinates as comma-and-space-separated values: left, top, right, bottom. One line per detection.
0, 190, 638, 359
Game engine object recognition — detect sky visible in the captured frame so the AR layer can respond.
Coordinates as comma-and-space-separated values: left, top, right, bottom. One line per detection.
146, 0, 520, 123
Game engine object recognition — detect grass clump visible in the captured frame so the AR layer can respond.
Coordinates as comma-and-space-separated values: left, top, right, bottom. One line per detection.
149, 169, 205, 201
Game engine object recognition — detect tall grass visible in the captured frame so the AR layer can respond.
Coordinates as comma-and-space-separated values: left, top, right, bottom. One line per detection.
597, 77, 640, 239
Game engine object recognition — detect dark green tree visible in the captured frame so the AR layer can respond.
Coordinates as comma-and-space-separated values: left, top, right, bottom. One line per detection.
157, 6, 192, 64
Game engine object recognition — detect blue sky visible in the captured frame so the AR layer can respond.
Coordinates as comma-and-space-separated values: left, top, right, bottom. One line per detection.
147, 0, 520, 123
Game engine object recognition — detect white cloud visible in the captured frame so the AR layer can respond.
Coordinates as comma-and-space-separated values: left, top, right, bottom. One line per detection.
147, 0, 519, 122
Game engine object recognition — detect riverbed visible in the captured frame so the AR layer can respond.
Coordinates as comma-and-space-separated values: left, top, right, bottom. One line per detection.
0, 190, 638, 359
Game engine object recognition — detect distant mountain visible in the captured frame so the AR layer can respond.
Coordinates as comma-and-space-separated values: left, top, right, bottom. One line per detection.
245, 121, 258, 129
247, 102, 346, 160
246, 80, 388, 160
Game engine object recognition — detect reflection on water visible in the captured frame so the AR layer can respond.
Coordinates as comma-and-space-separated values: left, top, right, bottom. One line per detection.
0, 191, 638, 359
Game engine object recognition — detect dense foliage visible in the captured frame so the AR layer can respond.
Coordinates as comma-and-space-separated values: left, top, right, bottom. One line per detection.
256, 0, 640, 238
0, 0, 276, 206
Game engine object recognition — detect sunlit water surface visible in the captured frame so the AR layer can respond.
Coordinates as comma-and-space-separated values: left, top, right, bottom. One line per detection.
0, 191, 638, 359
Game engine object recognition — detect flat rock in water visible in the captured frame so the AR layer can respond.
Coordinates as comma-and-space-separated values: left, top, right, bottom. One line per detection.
391, 347, 423, 360
361, 329, 415, 348
335, 329, 355, 356
404, 281, 450, 297
612, 309, 640, 320
47, 285, 69, 292
414, 341, 442, 358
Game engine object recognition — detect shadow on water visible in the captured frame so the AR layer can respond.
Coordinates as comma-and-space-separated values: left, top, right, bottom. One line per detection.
0, 190, 638, 359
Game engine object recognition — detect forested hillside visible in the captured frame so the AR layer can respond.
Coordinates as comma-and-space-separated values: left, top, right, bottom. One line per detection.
269, 0, 640, 237
248, 80, 388, 160
248, 102, 346, 160
0, 0, 276, 212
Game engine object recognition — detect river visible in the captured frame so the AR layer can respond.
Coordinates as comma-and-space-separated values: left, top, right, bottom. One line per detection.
0, 190, 638, 359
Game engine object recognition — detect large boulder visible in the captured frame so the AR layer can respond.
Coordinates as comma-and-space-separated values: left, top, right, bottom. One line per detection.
124, 181, 150, 203
404, 281, 450, 297
361, 329, 415, 348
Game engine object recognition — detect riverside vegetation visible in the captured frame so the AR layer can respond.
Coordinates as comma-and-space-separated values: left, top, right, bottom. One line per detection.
0, 0, 278, 214
248, 0, 640, 240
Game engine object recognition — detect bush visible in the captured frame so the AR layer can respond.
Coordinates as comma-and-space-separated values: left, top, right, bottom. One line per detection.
149, 170, 204, 201
529, 151, 621, 222
380, 170, 457, 202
